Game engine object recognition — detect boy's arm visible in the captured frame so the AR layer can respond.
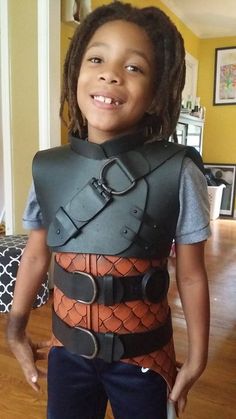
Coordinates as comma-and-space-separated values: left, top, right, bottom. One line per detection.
6, 228, 52, 391
169, 240, 210, 415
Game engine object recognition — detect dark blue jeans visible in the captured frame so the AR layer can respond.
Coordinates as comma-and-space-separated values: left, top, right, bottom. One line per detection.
47, 347, 167, 419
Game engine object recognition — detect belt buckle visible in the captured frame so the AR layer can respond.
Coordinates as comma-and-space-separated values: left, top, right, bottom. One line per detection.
142, 268, 169, 303
75, 326, 99, 359
99, 157, 136, 196
74, 271, 97, 304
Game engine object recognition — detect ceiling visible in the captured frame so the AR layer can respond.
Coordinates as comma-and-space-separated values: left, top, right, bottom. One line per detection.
161, 0, 236, 38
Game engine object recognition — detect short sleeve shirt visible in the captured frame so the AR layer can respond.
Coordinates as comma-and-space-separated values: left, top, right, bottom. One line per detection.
22, 157, 211, 244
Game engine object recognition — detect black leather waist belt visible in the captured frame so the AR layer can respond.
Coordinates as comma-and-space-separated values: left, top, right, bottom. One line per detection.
54, 261, 169, 305
52, 309, 173, 363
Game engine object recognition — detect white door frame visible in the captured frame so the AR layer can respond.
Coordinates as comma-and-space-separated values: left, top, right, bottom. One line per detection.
38, 0, 61, 287
0, 0, 13, 235
37, 0, 61, 150
0, 0, 61, 235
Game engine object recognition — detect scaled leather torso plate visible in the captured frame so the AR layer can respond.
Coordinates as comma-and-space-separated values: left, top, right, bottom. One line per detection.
52, 252, 177, 389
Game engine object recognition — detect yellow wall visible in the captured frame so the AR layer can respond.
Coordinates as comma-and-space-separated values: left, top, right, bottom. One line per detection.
198, 37, 236, 163
9, 0, 39, 233
61, 22, 76, 144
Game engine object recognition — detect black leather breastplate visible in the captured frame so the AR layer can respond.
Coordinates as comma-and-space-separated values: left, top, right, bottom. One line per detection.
33, 133, 204, 258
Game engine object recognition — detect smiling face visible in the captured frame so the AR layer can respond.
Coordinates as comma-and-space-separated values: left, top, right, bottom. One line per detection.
77, 20, 156, 143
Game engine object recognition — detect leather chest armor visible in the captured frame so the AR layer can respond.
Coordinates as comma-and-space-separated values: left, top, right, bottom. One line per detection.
33, 132, 204, 259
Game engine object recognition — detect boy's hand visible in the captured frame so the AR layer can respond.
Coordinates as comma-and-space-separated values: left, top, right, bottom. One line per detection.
7, 331, 51, 391
5, 229, 52, 391
169, 360, 205, 416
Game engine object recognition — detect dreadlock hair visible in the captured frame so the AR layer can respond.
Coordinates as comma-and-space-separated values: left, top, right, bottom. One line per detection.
60, 1, 186, 140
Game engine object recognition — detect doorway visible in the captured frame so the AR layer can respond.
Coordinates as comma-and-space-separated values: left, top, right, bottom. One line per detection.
0, 0, 61, 235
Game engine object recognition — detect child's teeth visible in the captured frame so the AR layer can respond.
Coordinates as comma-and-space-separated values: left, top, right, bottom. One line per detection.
94, 95, 120, 105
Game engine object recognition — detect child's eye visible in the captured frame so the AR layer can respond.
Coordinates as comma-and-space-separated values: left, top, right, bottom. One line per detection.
88, 57, 102, 64
126, 64, 143, 73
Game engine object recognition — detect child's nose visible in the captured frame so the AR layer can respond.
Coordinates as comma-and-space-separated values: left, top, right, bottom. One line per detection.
98, 68, 121, 84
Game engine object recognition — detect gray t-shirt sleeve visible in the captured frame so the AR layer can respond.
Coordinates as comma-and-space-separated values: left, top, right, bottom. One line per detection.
175, 157, 211, 244
22, 183, 44, 230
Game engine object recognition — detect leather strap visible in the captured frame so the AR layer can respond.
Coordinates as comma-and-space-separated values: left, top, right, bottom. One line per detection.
54, 261, 169, 305
47, 178, 112, 247
52, 309, 173, 363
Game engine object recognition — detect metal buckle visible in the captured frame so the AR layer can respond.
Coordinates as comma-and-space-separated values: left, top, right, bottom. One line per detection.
99, 157, 136, 196
74, 270, 98, 304
141, 269, 169, 303
74, 326, 99, 359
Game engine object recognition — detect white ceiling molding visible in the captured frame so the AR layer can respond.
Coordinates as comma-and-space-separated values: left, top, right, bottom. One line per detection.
161, 0, 236, 38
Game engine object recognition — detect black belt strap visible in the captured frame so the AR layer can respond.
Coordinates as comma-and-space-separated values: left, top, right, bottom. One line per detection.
54, 261, 169, 305
52, 309, 173, 363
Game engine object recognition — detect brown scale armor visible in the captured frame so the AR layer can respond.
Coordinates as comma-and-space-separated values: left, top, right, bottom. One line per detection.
51, 253, 177, 389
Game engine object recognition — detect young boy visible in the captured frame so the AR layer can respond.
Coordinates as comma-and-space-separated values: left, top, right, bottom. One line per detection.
7, 2, 210, 418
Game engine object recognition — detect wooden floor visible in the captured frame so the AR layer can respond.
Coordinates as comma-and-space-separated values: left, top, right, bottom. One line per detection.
0, 219, 235, 418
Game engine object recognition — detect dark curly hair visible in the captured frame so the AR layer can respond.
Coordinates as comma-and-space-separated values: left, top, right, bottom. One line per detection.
60, 1, 186, 139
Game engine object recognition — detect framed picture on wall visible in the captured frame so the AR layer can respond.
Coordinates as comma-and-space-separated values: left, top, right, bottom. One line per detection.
182, 52, 198, 107
213, 46, 236, 105
204, 164, 236, 216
